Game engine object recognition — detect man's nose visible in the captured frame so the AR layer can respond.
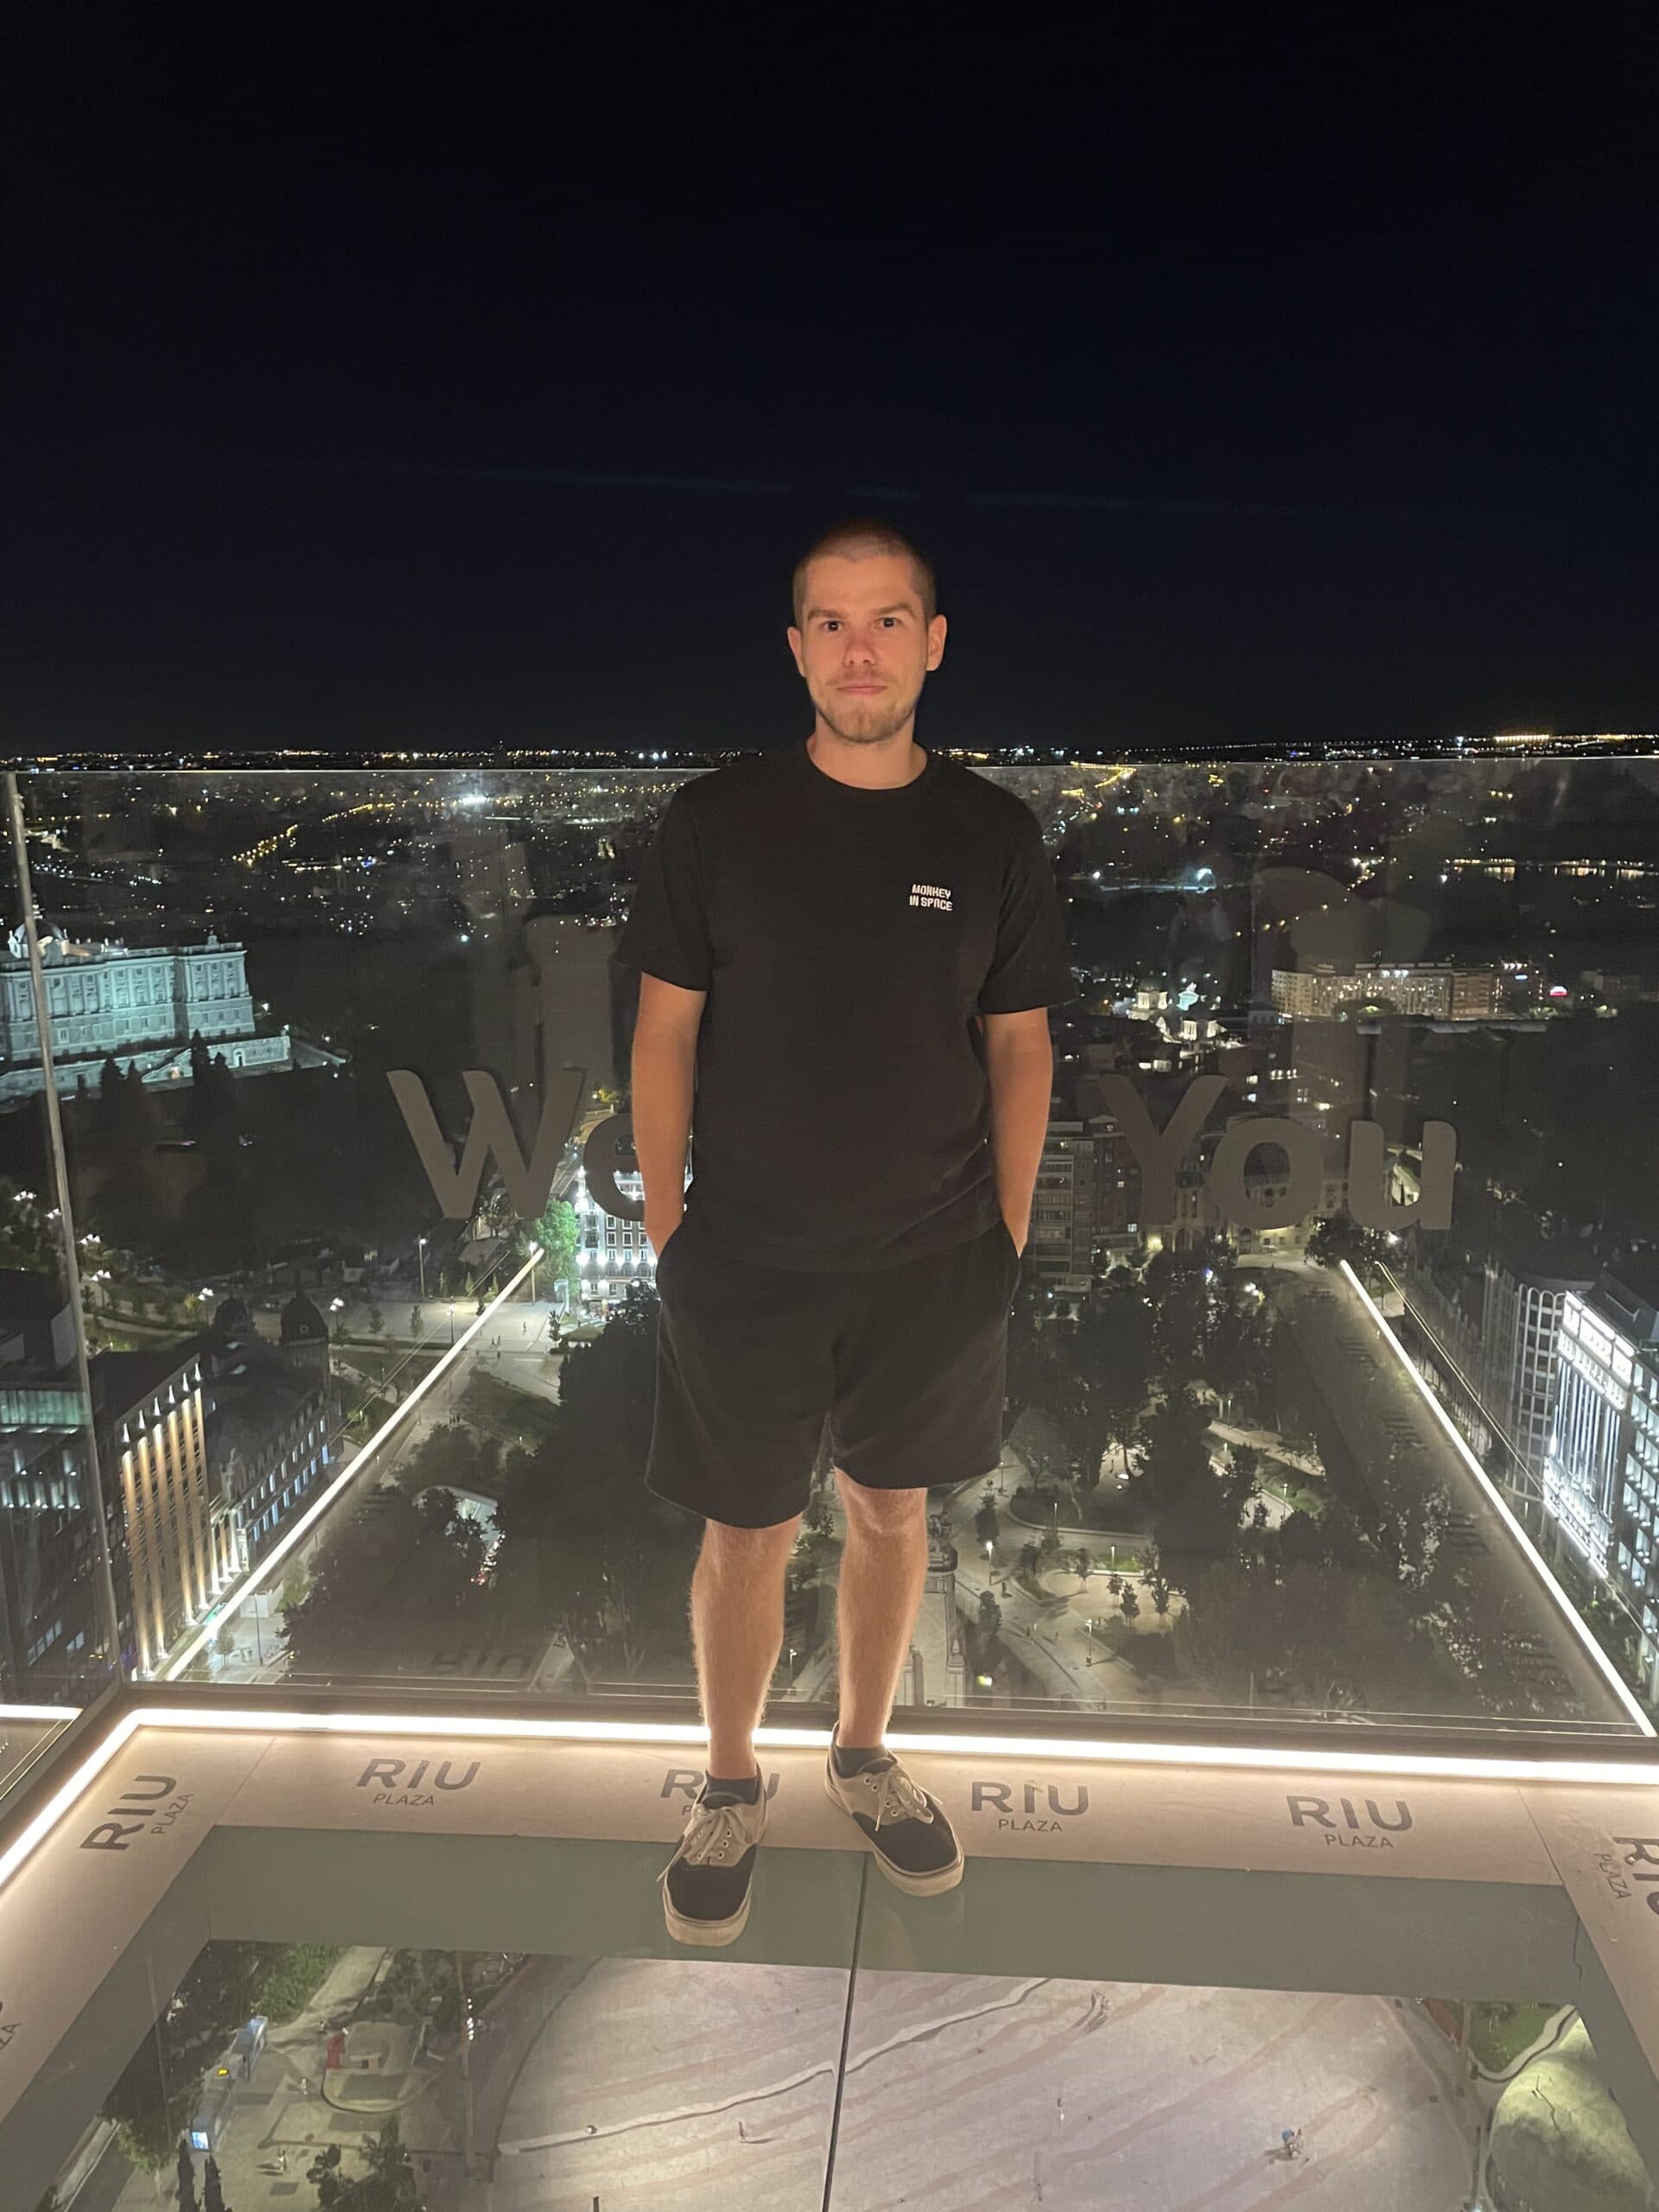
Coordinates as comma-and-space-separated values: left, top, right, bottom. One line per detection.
841, 630, 880, 663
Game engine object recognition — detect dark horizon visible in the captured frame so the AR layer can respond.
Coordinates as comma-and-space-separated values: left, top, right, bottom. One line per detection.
4, 16, 1656, 753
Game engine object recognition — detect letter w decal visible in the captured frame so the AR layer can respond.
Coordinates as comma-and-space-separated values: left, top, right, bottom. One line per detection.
388, 1069, 588, 1219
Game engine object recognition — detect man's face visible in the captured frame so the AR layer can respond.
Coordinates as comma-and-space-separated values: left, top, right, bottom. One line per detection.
787, 552, 947, 745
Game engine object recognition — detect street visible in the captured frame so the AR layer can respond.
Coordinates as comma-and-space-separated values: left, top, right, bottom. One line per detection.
489, 1961, 1472, 2209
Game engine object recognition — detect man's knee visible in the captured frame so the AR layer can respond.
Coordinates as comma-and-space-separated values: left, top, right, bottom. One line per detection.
699, 1511, 802, 1568
835, 1466, 927, 1530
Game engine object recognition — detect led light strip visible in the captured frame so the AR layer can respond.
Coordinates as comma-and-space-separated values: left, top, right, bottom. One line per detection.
0, 1705, 79, 1724
117, 1704, 1659, 1787
0, 1709, 142, 1894
162, 1249, 543, 1680
1, 1701, 1656, 1905
1340, 1260, 1656, 1735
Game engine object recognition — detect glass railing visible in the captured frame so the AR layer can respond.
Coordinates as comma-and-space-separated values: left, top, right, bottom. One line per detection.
18, 1931, 1657, 2210
3, 752, 1658, 1751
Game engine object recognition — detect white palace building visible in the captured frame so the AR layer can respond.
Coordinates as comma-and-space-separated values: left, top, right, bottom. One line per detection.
0, 927, 292, 1105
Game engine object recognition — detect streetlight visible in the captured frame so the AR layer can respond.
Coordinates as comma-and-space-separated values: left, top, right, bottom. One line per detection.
417, 1236, 428, 1300
448, 1301, 455, 1347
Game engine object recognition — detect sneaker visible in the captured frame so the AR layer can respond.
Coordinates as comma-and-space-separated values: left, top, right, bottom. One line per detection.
823, 1727, 963, 1896
658, 1774, 768, 1947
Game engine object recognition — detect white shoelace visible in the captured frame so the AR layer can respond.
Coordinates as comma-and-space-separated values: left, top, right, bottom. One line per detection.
855, 1760, 933, 1831
658, 1796, 755, 1886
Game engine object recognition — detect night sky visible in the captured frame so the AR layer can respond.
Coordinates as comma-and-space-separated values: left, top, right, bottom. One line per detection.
4, 13, 1656, 755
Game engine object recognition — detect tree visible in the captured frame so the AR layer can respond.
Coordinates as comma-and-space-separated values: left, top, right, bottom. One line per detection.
365, 1304, 385, 1338
518, 1193, 581, 1291
1077, 1278, 1156, 1482
1306, 1213, 1388, 1278
1144, 1545, 1173, 1617
491, 1296, 701, 1681
974, 1497, 1000, 1550
977, 1590, 1002, 1637
89, 1056, 164, 1250
1123, 1384, 1255, 1589
202, 2157, 226, 2212
1119, 1584, 1141, 1624
105, 1947, 270, 2170
1008, 1405, 1072, 1497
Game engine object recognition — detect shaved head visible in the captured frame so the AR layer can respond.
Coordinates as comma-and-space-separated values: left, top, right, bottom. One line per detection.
791, 518, 938, 627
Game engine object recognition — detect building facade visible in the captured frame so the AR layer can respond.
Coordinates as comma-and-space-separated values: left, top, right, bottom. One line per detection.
200, 1296, 339, 1576
1544, 1277, 1659, 1699
1270, 961, 1537, 1021
1482, 1261, 1593, 1491
0, 929, 291, 1103
92, 1347, 229, 1675
0, 1423, 105, 1698
0, 1270, 121, 1698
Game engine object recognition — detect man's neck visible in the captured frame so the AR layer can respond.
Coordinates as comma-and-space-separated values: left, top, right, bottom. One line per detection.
805, 725, 926, 790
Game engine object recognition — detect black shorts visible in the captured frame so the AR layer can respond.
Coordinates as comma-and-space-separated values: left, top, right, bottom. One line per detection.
646, 1215, 1022, 1528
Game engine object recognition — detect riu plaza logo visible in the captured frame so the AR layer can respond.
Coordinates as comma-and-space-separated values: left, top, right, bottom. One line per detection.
79, 1772, 191, 1853
1607, 1834, 1659, 1915
389, 1064, 1456, 1236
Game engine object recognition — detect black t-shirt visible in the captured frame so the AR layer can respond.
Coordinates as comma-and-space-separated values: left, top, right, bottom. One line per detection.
614, 737, 1077, 1271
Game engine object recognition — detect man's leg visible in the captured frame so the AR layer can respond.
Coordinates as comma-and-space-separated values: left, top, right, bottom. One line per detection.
833, 1469, 930, 1747
690, 1511, 802, 1778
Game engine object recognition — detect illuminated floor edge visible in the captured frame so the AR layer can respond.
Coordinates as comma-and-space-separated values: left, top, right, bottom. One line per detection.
2, 1704, 1658, 2204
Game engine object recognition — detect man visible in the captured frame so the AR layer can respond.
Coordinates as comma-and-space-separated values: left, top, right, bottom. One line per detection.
615, 518, 1075, 1946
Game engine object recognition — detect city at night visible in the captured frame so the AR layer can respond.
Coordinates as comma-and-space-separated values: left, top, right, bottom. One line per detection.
2, 15, 1658, 2212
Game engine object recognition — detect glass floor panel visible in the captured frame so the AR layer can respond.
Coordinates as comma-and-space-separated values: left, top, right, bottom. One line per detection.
31, 1947, 1659, 2211
0, 1702, 77, 1815
4, 1707, 1659, 2209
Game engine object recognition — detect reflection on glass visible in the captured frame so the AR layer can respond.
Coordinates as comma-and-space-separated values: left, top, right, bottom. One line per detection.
0, 774, 118, 1790
4, 759, 1658, 1735
29, 1942, 1656, 2211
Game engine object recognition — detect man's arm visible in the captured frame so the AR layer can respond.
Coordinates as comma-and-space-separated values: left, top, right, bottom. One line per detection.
632, 972, 705, 1255
981, 1007, 1053, 1254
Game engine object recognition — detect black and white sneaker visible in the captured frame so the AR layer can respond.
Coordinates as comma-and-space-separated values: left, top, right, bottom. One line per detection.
658, 1775, 768, 1947
823, 1727, 964, 1895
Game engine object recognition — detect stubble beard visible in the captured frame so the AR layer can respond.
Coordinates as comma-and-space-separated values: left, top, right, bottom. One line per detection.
811, 676, 925, 747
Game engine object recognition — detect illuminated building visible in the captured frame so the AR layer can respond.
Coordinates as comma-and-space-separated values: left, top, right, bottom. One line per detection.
0, 928, 292, 1103
92, 1347, 227, 1675
1545, 1277, 1659, 1698
1270, 961, 1538, 1021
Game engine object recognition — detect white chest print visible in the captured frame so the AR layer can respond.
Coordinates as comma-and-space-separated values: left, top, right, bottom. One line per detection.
910, 880, 954, 912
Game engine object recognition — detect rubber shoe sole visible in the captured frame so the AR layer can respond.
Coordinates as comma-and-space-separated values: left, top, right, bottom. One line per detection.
662, 1879, 755, 1948
823, 1764, 965, 1896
